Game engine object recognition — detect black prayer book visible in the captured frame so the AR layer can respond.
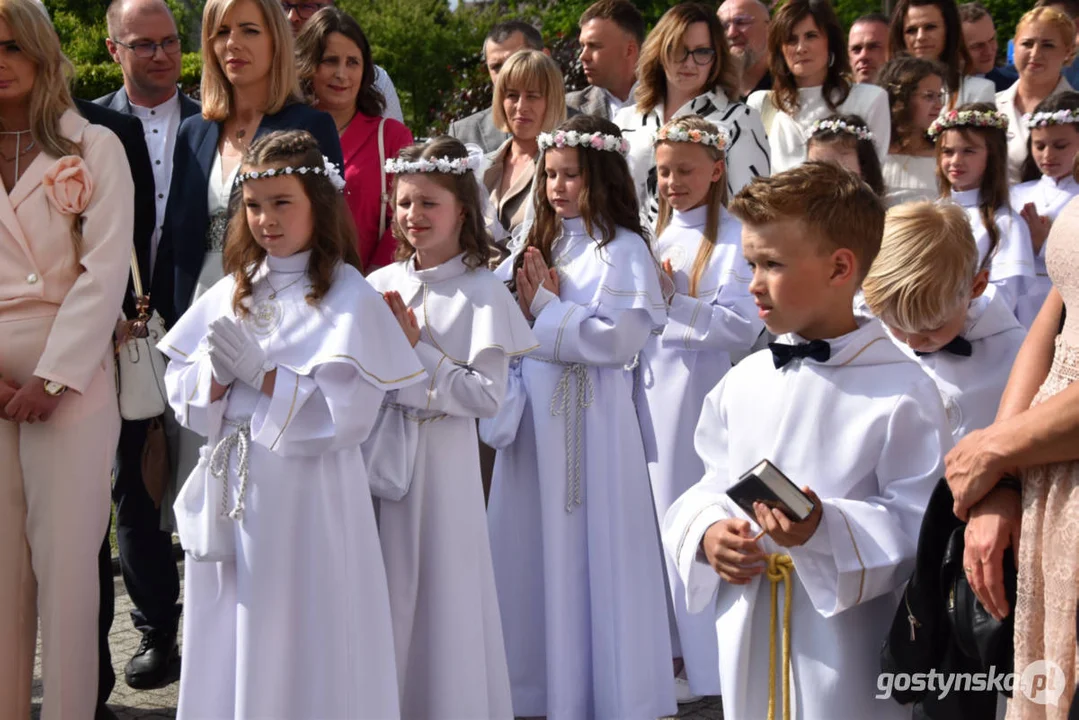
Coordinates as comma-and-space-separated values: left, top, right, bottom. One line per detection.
726, 459, 816, 523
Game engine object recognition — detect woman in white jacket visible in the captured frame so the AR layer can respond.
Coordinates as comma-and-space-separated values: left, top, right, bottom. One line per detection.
747, 0, 890, 173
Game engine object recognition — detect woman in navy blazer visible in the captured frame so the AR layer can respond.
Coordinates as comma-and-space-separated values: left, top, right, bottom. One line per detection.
155, 0, 342, 326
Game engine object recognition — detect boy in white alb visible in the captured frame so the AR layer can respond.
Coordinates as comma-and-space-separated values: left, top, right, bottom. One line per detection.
662, 163, 953, 720
863, 202, 1026, 441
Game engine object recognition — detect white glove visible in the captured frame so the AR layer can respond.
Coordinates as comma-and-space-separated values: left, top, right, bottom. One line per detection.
207, 317, 271, 390
207, 342, 237, 385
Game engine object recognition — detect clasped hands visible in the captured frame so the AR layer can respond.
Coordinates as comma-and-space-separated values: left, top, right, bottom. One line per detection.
515, 247, 559, 321
207, 317, 271, 391
0, 374, 61, 424
700, 488, 823, 585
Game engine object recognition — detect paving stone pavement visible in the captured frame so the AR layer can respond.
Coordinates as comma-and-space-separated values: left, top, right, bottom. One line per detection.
30, 560, 721, 720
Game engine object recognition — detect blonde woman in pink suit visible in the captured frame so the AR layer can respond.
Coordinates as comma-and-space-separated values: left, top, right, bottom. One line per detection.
0, 2, 134, 718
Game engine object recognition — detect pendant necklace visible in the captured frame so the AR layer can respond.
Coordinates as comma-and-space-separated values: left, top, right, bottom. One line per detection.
0, 129, 36, 185
250, 272, 304, 336
265, 272, 305, 300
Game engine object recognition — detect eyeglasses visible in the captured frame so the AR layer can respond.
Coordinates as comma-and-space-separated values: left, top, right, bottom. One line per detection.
673, 47, 716, 66
720, 15, 757, 32
915, 90, 948, 105
280, 1, 331, 19
112, 37, 181, 58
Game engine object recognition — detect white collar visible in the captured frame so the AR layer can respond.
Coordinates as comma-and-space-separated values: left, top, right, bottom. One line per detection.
779, 317, 910, 368
265, 250, 311, 273
949, 188, 981, 208
405, 252, 470, 283
128, 92, 180, 119
669, 204, 709, 229
1038, 173, 1079, 193
964, 288, 1023, 341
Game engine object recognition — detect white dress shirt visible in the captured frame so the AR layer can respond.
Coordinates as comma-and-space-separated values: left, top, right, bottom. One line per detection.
129, 92, 182, 275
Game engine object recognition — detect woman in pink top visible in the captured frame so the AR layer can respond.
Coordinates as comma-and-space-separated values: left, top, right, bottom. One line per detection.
0, 1, 134, 717
297, 7, 413, 273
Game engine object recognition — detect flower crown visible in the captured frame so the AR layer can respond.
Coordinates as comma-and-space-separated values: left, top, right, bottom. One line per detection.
809, 118, 874, 142
927, 109, 1009, 141
236, 156, 345, 191
384, 153, 483, 175
652, 124, 729, 150
537, 130, 630, 156
1024, 108, 1079, 129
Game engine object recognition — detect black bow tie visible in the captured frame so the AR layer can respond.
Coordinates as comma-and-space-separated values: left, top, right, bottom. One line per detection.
769, 339, 832, 368
915, 335, 973, 358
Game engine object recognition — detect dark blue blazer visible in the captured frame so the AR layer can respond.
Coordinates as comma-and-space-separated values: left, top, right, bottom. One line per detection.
154, 102, 342, 325
92, 87, 200, 308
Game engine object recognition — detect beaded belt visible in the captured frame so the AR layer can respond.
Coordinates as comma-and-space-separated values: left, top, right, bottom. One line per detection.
206, 211, 229, 253
382, 401, 448, 425
210, 418, 252, 521
766, 553, 794, 720
529, 356, 594, 512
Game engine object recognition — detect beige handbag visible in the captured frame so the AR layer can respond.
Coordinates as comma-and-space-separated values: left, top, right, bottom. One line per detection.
116, 247, 168, 421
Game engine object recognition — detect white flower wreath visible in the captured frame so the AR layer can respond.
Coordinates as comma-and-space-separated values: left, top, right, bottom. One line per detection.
236, 155, 346, 191
1024, 108, 1079, 129
537, 130, 630, 156
384, 153, 483, 175
652, 124, 730, 149
809, 118, 874, 142
928, 109, 1009, 141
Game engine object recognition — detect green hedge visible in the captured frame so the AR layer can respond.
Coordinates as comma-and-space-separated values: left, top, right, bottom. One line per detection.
72, 52, 203, 102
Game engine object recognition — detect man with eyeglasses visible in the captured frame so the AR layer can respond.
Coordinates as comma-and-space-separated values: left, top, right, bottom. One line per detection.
848, 13, 889, 84
280, 0, 405, 124
717, 0, 771, 100
95, 0, 200, 705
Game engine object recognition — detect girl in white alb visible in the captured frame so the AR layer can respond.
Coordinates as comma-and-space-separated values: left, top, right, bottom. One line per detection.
636, 116, 762, 700
158, 131, 424, 719
364, 138, 536, 720
1011, 92, 1079, 326
482, 115, 676, 719
931, 104, 1035, 319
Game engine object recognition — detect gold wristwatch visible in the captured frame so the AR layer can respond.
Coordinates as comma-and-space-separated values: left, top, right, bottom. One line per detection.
43, 380, 67, 397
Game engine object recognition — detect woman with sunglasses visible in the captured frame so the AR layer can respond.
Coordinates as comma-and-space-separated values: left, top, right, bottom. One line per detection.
748, 0, 890, 173
616, 2, 770, 224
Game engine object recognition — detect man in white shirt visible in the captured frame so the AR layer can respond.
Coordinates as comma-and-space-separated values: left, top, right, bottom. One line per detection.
848, 13, 889, 84
280, 0, 405, 123
718, 0, 771, 99
566, 0, 643, 121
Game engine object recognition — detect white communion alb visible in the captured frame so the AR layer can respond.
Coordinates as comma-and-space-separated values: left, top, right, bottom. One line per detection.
158, 251, 425, 720
662, 319, 953, 720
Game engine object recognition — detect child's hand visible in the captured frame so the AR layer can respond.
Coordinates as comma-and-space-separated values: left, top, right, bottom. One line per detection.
525, 247, 559, 296
383, 291, 421, 347
515, 266, 535, 321
662, 258, 675, 280
1020, 202, 1051, 255
700, 518, 766, 584
753, 488, 823, 548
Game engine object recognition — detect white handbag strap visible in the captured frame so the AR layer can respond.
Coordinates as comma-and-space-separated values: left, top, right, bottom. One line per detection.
378, 117, 389, 239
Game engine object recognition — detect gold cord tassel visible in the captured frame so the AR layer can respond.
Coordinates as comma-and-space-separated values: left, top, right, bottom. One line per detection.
766, 553, 794, 720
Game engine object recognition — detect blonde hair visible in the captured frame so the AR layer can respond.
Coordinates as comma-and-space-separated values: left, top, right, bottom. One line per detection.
1016, 7, 1077, 64
729, 161, 885, 281
635, 2, 739, 116
491, 50, 566, 134
0, 0, 81, 250
654, 116, 727, 297
200, 0, 302, 121
863, 202, 978, 333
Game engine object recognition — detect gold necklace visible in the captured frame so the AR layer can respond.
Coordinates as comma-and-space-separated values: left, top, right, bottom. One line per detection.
265, 273, 305, 300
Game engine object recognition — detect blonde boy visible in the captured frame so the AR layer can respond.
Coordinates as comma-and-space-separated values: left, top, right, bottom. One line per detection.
662, 163, 953, 720
863, 202, 1026, 440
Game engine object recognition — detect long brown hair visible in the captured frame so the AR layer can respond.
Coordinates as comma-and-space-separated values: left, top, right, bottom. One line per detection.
635, 3, 739, 115
934, 102, 1010, 272
513, 115, 646, 282
807, 113, 886, 197
224, 130, 361, 315
653, 116, 727, 297
767, 0, 852, 116
888, 0, 971, 108
877, 56, 946, 153
390, 136, 493, 270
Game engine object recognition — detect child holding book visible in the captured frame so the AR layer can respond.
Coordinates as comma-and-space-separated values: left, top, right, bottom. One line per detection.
157, 131, 424, 718
863, 202, 1026, 441
662, 162, 953, 720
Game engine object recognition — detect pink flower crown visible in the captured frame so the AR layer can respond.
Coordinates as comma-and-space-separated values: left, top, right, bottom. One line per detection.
928, 109, 1008, 141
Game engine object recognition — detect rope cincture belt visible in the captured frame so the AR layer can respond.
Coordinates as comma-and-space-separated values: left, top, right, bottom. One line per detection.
767, 553, 794, 720
210, 418, 252, 521
532, 357, 594, 513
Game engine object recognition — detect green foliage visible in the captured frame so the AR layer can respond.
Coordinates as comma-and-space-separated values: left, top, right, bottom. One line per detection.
71, 51, 202, 100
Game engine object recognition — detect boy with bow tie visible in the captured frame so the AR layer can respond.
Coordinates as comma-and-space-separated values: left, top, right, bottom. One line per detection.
661, 163, 953, 720
863, 201, 1027, 441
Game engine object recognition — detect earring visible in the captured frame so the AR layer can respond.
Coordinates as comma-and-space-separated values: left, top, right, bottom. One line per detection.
828, 52, 835, 68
